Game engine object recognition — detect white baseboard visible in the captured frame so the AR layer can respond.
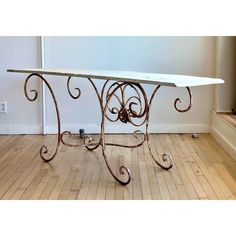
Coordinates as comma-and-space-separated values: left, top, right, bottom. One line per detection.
0, 125, 42, 135
210, 111, 236, 160
0, 123, 209, 134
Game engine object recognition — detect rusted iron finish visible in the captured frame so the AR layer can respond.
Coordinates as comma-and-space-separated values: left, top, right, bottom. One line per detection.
104, 81, 148, 126
174, 86, 192, 112
65, 78, 192, 184
24, 73, 61, 162
100, 101, 131, 185
88, 79, 132, 185
61, 131, 81, 147
61, 129, 146, 150
104, 130, 146, 148
24, 73, 193, 185
64, 77, 102, 151
145, 85, 173, 170
84, 136, 101, 151
67, 76, 81, 99
61, 130, 101, 151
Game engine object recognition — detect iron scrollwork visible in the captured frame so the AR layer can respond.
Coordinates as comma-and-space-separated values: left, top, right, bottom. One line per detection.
23, 73, 193, 186
104, 82, 148, 126
174, 87, 192, 112
145, 85, 173, 170
24, 73, 61, 162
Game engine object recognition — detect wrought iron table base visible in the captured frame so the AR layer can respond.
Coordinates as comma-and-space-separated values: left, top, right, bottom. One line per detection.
24, 73, 192, 185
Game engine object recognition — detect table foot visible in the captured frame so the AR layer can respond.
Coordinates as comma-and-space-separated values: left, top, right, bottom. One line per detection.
101, 142, 131, 185
146, 138, 173, 170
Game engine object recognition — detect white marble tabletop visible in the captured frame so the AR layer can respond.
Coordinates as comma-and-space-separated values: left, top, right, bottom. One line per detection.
7, 68, 224, 87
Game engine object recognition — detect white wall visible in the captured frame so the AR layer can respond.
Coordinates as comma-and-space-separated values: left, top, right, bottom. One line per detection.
0, 36, 217, 134
44, 36, 216, 134
215, 37, 236, 112
0, 36, 41, 134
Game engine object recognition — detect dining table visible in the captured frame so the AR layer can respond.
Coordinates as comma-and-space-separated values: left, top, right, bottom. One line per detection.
7, 68, 224, 185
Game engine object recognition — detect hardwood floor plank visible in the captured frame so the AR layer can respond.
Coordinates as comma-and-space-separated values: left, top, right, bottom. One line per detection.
186, 135, 235, 200
0, 144, 41, 199
20, 169, 47, 200
137, 145, 152, 200
33, 152, 65, 200
131, 146, 142, 200
183, 135, 226, 199
0, 133, 236, 200
181, 160, 208, 199
77, 150, 97, 200
39, 175, 59, 200
208, 166, 235, 199
67, 149, 89, 200
214, 163, 236, 195
197, 175, 218, 200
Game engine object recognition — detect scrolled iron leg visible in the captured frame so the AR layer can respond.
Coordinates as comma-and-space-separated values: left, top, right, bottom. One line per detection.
100, 113, 131, 186
146, 85, 173, 170
24, 73, 61, 162
66, 77, 131, 184
145, 132, 173, 170
101, 140, 131, 186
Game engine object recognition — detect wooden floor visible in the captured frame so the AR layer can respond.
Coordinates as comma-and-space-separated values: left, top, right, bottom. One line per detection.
0, 133, 236, 200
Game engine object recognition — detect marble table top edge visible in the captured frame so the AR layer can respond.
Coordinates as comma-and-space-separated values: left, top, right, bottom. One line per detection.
7, 68, 224, 88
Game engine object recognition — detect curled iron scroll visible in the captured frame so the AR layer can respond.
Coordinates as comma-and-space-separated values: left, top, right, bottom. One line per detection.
67, 76, 81, 99
104, 81, 149, 127
24, 73, 61, 162
145, 85, 173, 170
174, 87, 192, 113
